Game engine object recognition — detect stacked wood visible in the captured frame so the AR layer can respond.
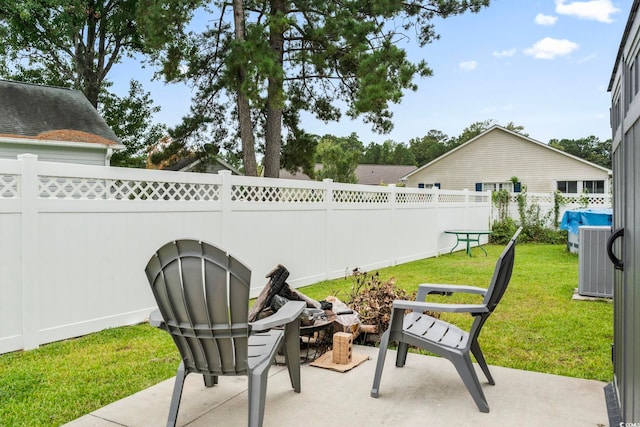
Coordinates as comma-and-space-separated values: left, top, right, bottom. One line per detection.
248, 265, 321, 325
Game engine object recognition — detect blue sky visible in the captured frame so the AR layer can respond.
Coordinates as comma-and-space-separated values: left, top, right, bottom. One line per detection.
112, 0, 632, 145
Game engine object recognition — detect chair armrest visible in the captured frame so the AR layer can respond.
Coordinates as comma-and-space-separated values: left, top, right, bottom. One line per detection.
251, 300, 306, 331
417, 284, 487, 301
149, 309, 165, 328
393, 299, 488, 314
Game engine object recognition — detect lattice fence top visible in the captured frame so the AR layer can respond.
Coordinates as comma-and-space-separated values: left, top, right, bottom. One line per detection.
110, 180, 220, 201
438, 192, 467, 203
512, 193, 611, 207
333, 189, 389, 204
38, 176, 221, 201
561, 195, 610, 205
396, 191, 436, 204
231, 185, 324, 203
2, 164, 492, 207
0, 174, 19, 198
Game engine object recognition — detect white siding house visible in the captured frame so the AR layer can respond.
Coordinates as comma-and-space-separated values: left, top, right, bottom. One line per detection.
0, 80, 124, 166
402, 125, 611, 194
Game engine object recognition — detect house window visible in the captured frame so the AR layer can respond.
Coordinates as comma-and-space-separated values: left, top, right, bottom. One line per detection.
419, 183, 440, 189
482, 182, 513, 192
557, 180, 578, 193
583, 180, 605, 194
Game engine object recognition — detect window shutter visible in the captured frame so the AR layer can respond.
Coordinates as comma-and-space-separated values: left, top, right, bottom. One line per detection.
475, 182, 482, 192
514, 182, 521, 193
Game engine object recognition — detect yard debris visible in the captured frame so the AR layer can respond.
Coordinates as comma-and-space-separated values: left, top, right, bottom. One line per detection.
343, 269, 416, 335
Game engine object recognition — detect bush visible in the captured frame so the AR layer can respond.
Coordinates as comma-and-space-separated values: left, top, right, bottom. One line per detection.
491, 187, 568, 245
490, 218, 518, 244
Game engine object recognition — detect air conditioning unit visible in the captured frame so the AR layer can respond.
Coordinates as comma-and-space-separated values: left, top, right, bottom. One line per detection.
578, 226, 613, 298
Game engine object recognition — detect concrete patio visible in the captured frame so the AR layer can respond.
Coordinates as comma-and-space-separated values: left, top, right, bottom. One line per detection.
65, 345, 608, 427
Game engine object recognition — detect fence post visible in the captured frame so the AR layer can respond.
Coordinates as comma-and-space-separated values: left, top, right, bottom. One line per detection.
219, 170, 232, 249
18, 154, 40, 350
323, 178, 334, 280
388, 184, 397, 266
433, 187, 441, 256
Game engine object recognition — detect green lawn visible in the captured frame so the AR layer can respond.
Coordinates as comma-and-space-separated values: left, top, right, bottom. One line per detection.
0, 243, 613, 426
302, 244, 613, 382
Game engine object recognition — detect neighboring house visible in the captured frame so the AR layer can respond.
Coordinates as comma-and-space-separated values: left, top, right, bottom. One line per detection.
0, 79, 124, 166
354, 164, 417, 185
280, 164, 417, 185
402, 125, 612, 194
163, 155, 243, 175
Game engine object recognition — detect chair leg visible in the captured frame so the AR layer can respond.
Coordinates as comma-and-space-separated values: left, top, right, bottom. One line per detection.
248, 363, 270, 427
470, 340, 495, 385
396, 342, 409, 367
283, 319, 301, 392
167, 361, 187, 427
451, 353, 490, 413
203, 374, 218, 387
371, 329, 391, 398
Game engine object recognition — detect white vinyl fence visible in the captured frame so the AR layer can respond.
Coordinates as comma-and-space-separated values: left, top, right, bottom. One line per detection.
0, 154, 491, 354
490, 191, 612, 226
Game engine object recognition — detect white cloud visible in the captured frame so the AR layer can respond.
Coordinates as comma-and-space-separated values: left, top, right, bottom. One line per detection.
577, 52, 598, 63
555, 0, 620, 23
535, 13, 558, 25
523, 37, 579, 59
459, 60, 478, 71
493, 48, 517, 58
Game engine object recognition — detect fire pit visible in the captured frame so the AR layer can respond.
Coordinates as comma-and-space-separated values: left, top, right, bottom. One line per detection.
250, 265, 360, 363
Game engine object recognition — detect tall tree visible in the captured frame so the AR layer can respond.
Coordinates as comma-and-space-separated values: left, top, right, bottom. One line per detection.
454, 119, 527, 144
315, 133, 363, 183
549, 136, 611, 169
146, 0, 491, 177
100, 80, 167, 168
232, 0, 258, 176
408, 129, 453, 165
362, 140, 416, 165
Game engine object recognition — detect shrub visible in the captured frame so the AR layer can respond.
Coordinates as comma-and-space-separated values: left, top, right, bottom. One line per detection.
490, 218, 518, 244
491, 187, 568, 244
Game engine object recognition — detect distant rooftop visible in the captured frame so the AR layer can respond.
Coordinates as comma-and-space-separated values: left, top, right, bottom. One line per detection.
280, 164, 418, 185
0, 79, 121, 146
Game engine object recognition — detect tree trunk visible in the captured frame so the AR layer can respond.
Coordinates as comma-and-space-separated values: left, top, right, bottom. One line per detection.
233, 0, 258, 176
83, 0, 100, 108
263, 0, 286, 178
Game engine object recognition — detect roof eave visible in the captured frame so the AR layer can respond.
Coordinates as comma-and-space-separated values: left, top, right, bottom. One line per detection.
0, 136, 125, 151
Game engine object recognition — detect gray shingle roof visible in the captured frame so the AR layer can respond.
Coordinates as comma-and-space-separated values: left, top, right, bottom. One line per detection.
0, 79, 121, 145
279, 164, 417, 185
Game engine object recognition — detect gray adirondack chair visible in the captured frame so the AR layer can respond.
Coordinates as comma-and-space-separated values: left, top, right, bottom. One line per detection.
371, 227, 522, 412
145, 239, 306, 427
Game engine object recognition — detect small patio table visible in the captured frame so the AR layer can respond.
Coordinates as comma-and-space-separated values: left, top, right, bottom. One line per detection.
444, 229, 493, 257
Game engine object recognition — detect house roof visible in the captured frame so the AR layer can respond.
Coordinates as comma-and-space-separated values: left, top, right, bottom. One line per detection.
164, 155, 243, 175
0, 79, 122, 147
402, 125, 612, 180
280, 164, 418, 185
355, 164, 417, 185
